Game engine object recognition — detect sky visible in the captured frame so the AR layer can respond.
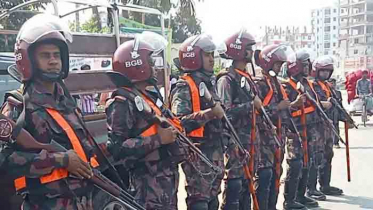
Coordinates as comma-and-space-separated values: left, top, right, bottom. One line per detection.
195, 0, 338, 42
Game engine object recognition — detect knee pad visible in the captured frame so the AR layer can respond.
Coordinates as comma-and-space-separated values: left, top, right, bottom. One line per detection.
208, 197, 219, 210
189, 200, 209, 210
226, 178, 243, 192
258, 168, 273, 181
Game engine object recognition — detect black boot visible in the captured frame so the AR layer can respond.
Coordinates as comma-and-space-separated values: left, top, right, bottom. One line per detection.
221, 178, 242, 210
239, 179, 251, 210
255, 168, 273, 210
306, 189, 326, 201
283, 181, 308, 210
283, 160, 307, 210
295, 196, 319, 208
297, 168, 319, 207
284, 201, 308, 210
320, 186, 343, 196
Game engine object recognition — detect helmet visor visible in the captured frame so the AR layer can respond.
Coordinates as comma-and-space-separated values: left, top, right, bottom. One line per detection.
314, 55, 334, 68
268, 45, 295, 62
194, 34, 217, 53
17, 14, 72, 44
136, 31, 168, 55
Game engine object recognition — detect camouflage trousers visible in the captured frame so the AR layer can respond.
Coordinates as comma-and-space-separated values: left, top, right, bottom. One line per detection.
182, 144, 224, 208
254, 129, 284, 210
130, 163, 179, 210
22, 193, 94, 210
221, 142, 252, 210
286, 124, 324, 162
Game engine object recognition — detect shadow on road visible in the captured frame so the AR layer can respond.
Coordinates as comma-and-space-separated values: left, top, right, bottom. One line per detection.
324, 195, 373, 209
348, 147, 373, 150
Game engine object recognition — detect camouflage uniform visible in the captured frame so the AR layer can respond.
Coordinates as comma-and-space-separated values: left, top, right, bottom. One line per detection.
170, 71, 225, 210
0, 81, 95, 210
216, 67, 256, 210
106, 88, 184, 210
283, 78, 323, 204
310, 80, 345, 191
255, 74, 288, 210
0, 88, 24, 210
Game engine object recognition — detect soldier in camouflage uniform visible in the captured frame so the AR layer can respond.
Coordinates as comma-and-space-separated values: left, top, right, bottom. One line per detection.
282, 49, 322, 210
0, 84, 24, 210
0, 14, 96, 210
254, 44, 294, 210
216, 30, 260, 210
170, 34, 226, 210
306, 56, 344, 199
106, 32, 185, 210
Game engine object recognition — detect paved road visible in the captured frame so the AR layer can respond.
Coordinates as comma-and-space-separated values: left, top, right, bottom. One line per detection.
177, 91, 373, 209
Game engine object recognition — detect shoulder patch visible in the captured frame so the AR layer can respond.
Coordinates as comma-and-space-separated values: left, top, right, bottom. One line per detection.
113, 95, 127, 102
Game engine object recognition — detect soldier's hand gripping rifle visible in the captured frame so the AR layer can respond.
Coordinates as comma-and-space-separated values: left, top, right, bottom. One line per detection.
296, 82, 346, 146
328, 85, 358, 129
198, 82, 260, 210
0, 114, 145, 210
135, 91, 223, 176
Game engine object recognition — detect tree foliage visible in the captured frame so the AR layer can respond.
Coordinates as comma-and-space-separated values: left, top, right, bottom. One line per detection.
119, 0, 202, 43
0, 0, 44, 51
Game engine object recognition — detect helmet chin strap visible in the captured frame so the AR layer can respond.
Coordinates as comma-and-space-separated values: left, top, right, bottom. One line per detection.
36, 69, 63, 82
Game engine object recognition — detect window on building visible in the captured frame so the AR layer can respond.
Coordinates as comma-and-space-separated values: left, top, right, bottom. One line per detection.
324, 51, 329, 55
333, 9, 337, 13
325, 43, 331, 48
325, 26, 331, 32
333, 34, 337, 38
308, 44, 312, 48
333, 26, 337, 30
317, 28, 319, 32
354, 38, 359, 44
325, 8, 331, 15
317, 10, 320, 16
354, 49, 359, 54
333, 17, 337, 22
308, 35, 312, 40
317, 19, 319, 24
325, 18, 331, 23
333, 51, 336, 55
333, 42, 337, 47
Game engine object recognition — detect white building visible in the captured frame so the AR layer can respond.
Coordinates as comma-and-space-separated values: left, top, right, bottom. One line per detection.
311, 6, 340, 57
339, 0, 373, 73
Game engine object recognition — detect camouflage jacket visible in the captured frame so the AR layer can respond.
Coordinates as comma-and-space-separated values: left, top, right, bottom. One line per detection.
284, 77, 321, 128
0, 80, 95, 198
256, 74, 289, 142
216, 67, 254, 147
312, 80, 347, 123
106, 88, 184, 176
170, 71, 226, 146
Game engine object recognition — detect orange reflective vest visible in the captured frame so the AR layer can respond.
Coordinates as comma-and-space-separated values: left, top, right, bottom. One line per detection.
141, 93, 184, 135
14, 108, 99, 191
262, 76, 289, 106
181, 75, 204, 138
288, 79, 318, 117
316, 81, 331, 98
141, 94, 161, 137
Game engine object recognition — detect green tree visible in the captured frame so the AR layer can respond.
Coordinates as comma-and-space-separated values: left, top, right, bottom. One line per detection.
119, 0, 202, 43
0, 0, 44, 51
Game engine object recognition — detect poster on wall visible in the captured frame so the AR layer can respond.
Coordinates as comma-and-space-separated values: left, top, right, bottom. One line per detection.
69, 57, 112, 71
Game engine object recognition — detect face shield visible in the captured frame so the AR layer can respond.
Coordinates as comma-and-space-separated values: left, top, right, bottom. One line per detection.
17, 14, 73, 44
313, 55, 334, 69
269, 45, 295, 62
194, 34, 217, 54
